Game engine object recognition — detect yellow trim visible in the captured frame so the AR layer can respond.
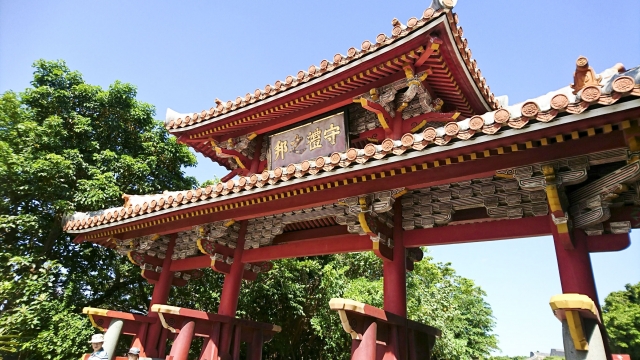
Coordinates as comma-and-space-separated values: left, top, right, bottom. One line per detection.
372, 240, 382, 252
88, 314, 105, 332
393, 189, 408, 198
126, 251, 137, 265
375, 113, 390, 130
151, 304, 182, 315
157, 312, 176, 333
549, 294, 599, 351
196, 238, 211, 255
358, 213, 371, 234
410, 120, 427, 133
403, 65, 414, 79
549, 294, 599, 317
234, 156, 246, 169
83, 307, 109, 316
224, 220, 235, 227
566, 310, 589, 350
542, 165, 568, 234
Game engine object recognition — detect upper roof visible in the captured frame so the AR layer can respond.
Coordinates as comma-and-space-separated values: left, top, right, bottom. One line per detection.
63, 63, 640, 236
163, 0, 498, 150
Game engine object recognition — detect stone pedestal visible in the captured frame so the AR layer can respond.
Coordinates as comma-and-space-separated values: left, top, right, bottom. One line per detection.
550, 294, 607, 360
561, 318, 606, 360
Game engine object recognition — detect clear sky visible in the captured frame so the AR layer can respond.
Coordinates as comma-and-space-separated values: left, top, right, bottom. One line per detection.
2, 0, 639, 356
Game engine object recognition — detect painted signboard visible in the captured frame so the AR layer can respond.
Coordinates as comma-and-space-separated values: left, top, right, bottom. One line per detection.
268, 112, 347, 169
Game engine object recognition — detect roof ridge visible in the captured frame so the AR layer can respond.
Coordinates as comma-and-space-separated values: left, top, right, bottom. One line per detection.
164, 0, 499, 131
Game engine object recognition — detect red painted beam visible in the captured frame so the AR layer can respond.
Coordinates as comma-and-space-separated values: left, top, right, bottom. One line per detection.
414, 36, 443, 67
170, 255, 258, 280
403, 216, 551, 247
242, 235, 370, 262
171, 256, 211, 272
586, 233, 631, 252
272, 225, 350, 245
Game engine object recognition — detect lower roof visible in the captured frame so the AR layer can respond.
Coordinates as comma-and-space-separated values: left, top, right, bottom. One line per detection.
64, 63, 640, 237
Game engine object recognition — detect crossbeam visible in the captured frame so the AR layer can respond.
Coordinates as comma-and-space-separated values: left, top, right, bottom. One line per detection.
242, 235, 368, 263
403, 216, 551, 247
272, 225, 350, 245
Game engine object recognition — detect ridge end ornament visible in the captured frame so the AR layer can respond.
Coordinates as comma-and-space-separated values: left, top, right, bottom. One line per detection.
570, 56, 602, 95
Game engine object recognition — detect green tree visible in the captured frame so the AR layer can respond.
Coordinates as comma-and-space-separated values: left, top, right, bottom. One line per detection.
229, 251, 498, 359
0, 59, 197, 359
603, 282, 640, 358
200, 176, 221, 187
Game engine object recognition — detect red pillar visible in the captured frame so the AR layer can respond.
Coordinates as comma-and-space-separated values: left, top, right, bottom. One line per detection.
218, 221, 248, 356
218, 221, 248, 316
552, 223, 614, 358
383, 201, 407, 317
552, 226, 598, 304
145, 235, 176, 357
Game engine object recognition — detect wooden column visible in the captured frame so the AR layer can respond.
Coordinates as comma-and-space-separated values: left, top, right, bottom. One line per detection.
553, 226, 616, 359
218, 221, 248, 316
218, 221, 248, 357
383, 201, 407, 317
145, 235, 176, 357
381, 201, 406, 360
552, 226, 598, 304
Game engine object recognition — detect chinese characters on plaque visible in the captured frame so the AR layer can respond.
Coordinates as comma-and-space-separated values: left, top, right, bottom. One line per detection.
269, 112, 347, 169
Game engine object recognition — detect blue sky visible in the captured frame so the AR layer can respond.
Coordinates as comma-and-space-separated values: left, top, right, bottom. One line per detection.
2, 0, 639, 356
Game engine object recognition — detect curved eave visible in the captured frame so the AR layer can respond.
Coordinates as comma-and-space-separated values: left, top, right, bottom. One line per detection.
168, 11, 495, 143
67, 98, 640, 240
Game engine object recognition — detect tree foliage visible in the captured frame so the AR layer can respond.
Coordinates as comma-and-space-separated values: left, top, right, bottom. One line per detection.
603, 281, 640, 358
0, 59, 197, 359
0, 60, 498, 360
230, 251, 498, 359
